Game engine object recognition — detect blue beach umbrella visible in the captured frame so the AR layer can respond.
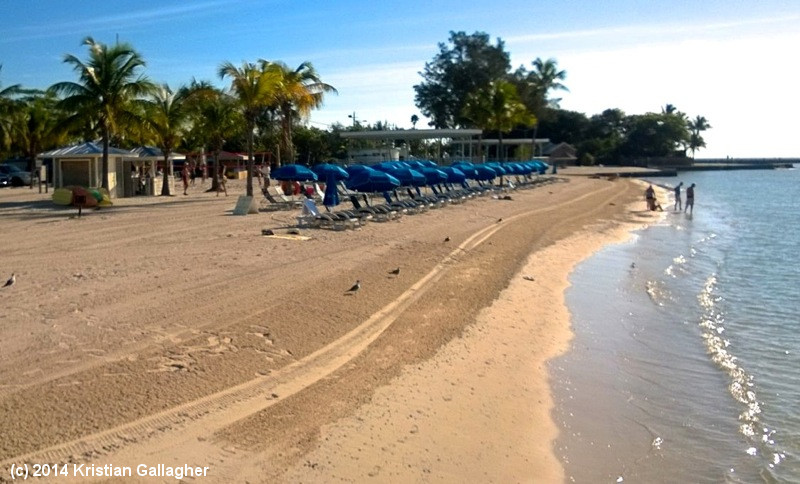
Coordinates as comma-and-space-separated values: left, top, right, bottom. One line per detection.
417, 166, 449, 185
344, 164, 374, 178
346, 170, 401, 193
376, 166, 426, 186
440, 166, 467, 183
467, 165, 497, 181
272, 163, 318, 181
312, 163, 349, 180
323, 173, 340, 208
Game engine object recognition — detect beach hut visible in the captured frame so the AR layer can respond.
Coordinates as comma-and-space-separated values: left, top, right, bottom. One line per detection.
130, 146, 186, 196
38, 142, 141, 198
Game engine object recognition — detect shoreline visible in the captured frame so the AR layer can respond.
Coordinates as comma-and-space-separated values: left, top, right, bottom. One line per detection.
0, 174, 662, 481
277, 181, 665, 482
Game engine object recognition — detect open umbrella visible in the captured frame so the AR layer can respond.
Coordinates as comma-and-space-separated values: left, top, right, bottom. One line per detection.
468, 165, 497, 181
312, 163, 349, 180
440, 166, 466, 183
374, 166, 426, 186
417, 166, 448, 185
272, 164, 318, 181
346, 170, 401, 193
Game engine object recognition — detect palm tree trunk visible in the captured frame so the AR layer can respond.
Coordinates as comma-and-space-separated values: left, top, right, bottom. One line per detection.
161, 153, 172, 196
246, 121, 254, 197
101, 125, 110, 191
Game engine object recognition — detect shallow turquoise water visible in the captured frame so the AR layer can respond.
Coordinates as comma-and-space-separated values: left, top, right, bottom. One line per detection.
553, 167, 800, 483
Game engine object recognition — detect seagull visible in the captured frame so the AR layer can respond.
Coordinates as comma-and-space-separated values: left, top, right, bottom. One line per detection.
444, 236, 451, 242
389, 267, 400, 275
345, 280, 361, 294
3, 273, 15, 288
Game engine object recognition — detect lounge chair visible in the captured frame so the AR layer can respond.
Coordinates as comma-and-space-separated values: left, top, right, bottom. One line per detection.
297, 199, 358, 230
259, 186, 298, 210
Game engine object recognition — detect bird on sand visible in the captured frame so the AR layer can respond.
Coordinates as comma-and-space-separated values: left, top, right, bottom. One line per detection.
388, 267, 400, 275
345, 280, 361, 294
444, 236, 451, 242
3, 273, 15, 288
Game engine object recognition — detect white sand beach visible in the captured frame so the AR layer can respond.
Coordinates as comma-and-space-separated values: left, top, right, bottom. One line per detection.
0, 171, 663, 482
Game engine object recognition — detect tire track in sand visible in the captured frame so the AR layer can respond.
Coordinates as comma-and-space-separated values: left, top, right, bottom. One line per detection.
0, 181, 620, 469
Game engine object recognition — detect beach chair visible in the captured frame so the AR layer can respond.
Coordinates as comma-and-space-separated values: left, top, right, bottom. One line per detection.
261, 186, 302, 210
297, 199, 357, 230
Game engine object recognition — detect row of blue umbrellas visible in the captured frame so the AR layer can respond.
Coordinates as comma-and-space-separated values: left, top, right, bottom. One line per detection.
270, 159, 548, 208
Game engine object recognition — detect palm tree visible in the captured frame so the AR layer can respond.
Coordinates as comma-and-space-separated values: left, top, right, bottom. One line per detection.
185, 83, 242, 193
260, 61, 336, 167
219, 61, 280, 197
515, 58, 567, 157
529, 58, 569, 109
411, 114, 419, 129
50, 37, 154, 190
12, 91, 69, 180
464, 80, 534, 161
687, 115, 711, 158
0, 65, 23, 152
142, 84, 193, 196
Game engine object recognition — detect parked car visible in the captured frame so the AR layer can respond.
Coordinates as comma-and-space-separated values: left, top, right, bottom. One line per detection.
0, 173, 11, 187
0, 165, 32, 186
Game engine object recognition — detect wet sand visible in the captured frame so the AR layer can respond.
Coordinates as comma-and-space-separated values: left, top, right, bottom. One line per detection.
0, 171, 661, 482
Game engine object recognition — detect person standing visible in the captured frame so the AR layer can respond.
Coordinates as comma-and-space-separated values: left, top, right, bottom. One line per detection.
673, 182, 683, 211
181, 163, 190, 195
645, 184, 656, 211
685, 183, 695, 214
217, 165, 228, 197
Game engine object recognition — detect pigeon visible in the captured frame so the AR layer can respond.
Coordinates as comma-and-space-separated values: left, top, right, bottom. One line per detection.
3, 273, 15, 288
345, 280, 361, 294
389, 267, 400, 275
444, 236, 451, 242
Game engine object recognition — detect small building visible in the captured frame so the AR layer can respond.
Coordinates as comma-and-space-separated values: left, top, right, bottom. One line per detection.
543, 142, 578, 166
38, 142, 141, 198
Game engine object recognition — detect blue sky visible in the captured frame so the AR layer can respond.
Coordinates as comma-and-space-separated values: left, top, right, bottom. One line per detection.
2, 0, 799, 158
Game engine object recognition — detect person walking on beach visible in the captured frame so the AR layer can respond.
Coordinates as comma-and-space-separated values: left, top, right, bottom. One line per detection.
645, 185, 662, 211
217, 165, 228, 197
685, 183, 695, 214
673, 182, 683, 211
181, 163, 190, 195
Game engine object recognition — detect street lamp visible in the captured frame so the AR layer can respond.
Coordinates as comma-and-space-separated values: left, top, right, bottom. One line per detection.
348, 112, 366, 127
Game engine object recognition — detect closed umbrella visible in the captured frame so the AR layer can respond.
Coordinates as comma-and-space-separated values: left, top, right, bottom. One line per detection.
323, 173, 340, 208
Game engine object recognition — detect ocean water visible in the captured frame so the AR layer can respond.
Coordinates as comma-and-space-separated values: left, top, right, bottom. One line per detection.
553, 168, 800, 483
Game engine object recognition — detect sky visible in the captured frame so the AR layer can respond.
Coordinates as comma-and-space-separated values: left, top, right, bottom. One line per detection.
1, 0, 799, 159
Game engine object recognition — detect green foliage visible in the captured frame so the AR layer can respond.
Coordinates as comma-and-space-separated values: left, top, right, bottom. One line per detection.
414, 31, 511, 128
49, 37, 154, 190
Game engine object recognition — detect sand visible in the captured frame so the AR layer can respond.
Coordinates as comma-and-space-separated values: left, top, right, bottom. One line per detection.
0, 171, 663, 482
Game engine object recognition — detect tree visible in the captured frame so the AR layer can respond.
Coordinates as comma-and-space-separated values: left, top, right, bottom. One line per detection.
414, 31, 511, 128
50, 37, 154, 190
687, 115, 711, 158
219, 61, 280, 197
463, 80, 534, 161
410, 114, 419, 129
0, 65, 23, 153
621, 112, 690, 158
261, 61, 336, 167
184, 83, 242, 192
142, 84, 194, 196
11, 91, 69, 178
